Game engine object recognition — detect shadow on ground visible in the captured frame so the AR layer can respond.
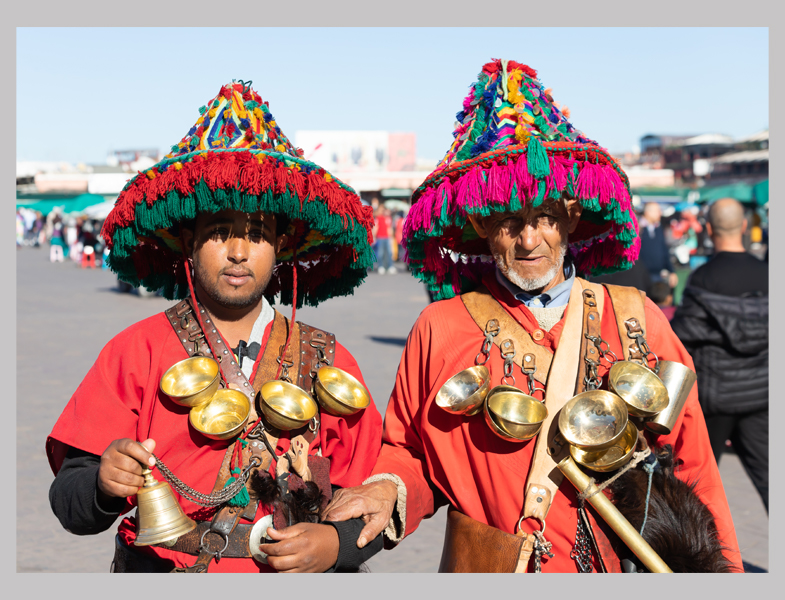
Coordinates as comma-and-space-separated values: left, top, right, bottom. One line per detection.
368, 336, 407, 346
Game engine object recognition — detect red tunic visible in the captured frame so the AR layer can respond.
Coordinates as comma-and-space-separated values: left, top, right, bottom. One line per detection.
46, 312, 383, 572
372, 272, 743, 572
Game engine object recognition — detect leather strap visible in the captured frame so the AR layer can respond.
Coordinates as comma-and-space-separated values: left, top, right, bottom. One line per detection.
461, 286, 552, 385
522, 279, 588, 523
602, 284, 648, 362
163, 521, 257, 558
438, 507, 526, 573
575, 285, 604, 395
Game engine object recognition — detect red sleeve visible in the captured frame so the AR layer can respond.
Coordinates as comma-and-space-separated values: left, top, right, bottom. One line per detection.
371, 304, 447, 537
643, 297, 744, 572
317, 341, 383, 488
46, 315, 169, 475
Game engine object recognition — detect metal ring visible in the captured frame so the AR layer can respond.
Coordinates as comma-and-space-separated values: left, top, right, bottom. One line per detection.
199, 529, 230, 558
517, 515, 546, 537
475, 351, 490, 366
309, 416, 320, 434
501, 374, 516, 386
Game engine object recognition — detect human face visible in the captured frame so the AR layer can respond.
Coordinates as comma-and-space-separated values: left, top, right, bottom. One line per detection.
182, 210, 287, 312
468, 198, 582, 294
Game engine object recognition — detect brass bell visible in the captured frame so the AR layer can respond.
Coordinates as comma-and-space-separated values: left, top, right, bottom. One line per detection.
134, 466, 196, 546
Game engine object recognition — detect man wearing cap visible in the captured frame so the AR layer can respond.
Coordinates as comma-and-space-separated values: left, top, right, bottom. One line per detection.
46, 81, 384, 572
323, 60, 742, 573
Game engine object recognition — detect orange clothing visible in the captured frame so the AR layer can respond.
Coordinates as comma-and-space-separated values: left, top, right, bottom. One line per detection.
373, 272, 742, 572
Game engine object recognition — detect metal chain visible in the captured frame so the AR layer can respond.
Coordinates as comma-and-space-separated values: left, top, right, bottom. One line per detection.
502, 348, 516, 386
585, 333, 618, 366
583, 357, 602, 391
532, 530, 554, 573
475, 321, 499, 366
570, 503, 594, 573
152, 454, 261, 507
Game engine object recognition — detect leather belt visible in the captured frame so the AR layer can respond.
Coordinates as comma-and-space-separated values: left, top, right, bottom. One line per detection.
165, 519, 257, 558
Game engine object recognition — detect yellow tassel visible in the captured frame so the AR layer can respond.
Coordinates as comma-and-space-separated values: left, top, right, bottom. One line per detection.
174, 162, 183, 171
275, 144, 286, 152
146, 170, 156, 179
256, 154, 265, 163
196, 116, 204, 125
515, 124, 530, 144
324, 173, 332, 182
223, 109, 232, 120
208, 108, 217, 118
254, 108, 264, 120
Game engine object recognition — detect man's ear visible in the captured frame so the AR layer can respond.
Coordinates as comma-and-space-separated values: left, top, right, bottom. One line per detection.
741, 218, 748, 235
566, 198, 583, 234
705, 222, 714, 239
275, 233, 289, 254
180, 227, 195, 257
467, 214, 489, 239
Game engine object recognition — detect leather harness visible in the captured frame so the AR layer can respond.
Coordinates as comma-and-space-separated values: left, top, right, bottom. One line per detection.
440, 280, 648, 573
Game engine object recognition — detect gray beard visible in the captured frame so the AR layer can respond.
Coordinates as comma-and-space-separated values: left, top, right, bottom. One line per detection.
493, 242, 568, 292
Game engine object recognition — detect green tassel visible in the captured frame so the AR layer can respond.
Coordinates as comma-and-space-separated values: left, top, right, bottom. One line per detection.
245, 100, 259, 110
527, 137, 550, 179
212, 99, 220, 108
225, 464, 250, 508
198, 105, 207, 115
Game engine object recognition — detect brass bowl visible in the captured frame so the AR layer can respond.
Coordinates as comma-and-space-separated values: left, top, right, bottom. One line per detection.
160, 357, 220, 408
259, 380, 318, 431
485, 386, 547, 442
609, 362, 670, 418
570, 420, 638, 472
314, 366, 371, 416
558, 390, 629, 451
189, 389, 251, 440
435, 366, 490, 417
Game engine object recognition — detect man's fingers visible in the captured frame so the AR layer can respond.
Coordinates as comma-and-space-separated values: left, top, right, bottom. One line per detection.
357, 513, 387, 548
265, 524, 304, 541
139, 438, 156, 464
118, 438, 155, 467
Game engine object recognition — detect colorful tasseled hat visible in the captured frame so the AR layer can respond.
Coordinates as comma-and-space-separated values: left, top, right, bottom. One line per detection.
404, 59, 640, 301
101, 80, 375, 308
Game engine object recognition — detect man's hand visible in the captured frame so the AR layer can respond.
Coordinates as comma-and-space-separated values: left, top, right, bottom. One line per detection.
260, 523, 339, 573
97, 438, 156, 499
321, 480, 398, 548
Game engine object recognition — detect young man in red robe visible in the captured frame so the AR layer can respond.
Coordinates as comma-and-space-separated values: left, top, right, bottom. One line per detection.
46, 81, 383, 572
323, 59, 743, 573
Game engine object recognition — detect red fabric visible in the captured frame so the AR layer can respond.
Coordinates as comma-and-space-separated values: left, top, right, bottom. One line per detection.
373, 271, 743, 573
46, 312, 383, 573
375, 215, 391, 239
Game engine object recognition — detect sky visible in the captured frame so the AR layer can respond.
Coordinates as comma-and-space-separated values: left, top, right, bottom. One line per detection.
16, 27, 768, 165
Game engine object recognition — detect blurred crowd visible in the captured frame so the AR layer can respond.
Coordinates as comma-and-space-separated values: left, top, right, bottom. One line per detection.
369, 196, 407, 275
17, 207, 108, 269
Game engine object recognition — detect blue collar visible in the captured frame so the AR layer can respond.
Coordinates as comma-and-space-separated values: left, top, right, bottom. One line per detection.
496, 262, 576, 308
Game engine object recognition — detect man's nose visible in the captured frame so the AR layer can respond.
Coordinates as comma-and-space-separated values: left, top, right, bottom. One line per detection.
517, 223, 542, 250
227, 235, 249, 263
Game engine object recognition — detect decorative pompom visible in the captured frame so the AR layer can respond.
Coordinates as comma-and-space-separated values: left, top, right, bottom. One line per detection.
526, 136, 550, 179
198, 106, 207, 115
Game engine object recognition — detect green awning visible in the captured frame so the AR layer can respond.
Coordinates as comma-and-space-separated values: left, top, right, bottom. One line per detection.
753, 179, 768, 205
16, 193, 109, 217
698, 182, 755, 204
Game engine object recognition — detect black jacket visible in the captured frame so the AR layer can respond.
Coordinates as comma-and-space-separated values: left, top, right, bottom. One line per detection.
671, 286, 768, 416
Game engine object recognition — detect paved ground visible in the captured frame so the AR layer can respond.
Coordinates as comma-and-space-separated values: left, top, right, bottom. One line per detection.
17, 247, 767, 572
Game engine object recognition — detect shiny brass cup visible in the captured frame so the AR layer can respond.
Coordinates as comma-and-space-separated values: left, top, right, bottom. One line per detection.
160, 357, 220, 408
435, 366, 490, 417
314, 366, 371, 416
189, 389, 251, 440
645, 360, 697, 435
558, 390, 629, 451
484, 386, 547, 442
260, 380, 318, 431
570, 420, 638, 472
609, 361, 670, 418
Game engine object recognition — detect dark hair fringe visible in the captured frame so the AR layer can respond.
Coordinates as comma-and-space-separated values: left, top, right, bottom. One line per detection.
250, 470, 323, 525
606, 444, 736, 573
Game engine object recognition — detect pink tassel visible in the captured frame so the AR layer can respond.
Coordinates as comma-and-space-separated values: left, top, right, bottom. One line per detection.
433, 178, 453, 219
513, 154, 535, 204
486, 161, 512, 205
418, 187, 437, 233
576, 162, 600, 200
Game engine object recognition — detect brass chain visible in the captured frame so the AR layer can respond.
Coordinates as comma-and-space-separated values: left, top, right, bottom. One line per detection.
152, 454, 261, 507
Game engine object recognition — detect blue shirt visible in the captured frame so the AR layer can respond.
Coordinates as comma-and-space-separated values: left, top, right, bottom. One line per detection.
495, 262, 576, 308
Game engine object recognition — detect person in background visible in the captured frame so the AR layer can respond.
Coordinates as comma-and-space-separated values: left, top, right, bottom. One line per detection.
671, 197, 768, 513
647, 280, 675, 321
374, 206, 396, 275
638, 202, 678, 288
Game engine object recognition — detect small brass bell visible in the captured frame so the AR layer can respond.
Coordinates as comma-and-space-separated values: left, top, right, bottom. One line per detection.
134, 466, 196, 546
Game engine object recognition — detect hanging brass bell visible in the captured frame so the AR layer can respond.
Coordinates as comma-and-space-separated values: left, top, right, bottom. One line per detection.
134, 466, 196, 546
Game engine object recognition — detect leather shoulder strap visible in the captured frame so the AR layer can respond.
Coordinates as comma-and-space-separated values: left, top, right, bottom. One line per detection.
602, 284, 648, 361
460, 286, 552, 385
296, 322, 337, 393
